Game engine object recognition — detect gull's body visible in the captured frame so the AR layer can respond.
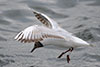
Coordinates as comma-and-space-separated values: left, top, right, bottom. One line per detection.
41, 27, 89, 48
15, 11, 91, 63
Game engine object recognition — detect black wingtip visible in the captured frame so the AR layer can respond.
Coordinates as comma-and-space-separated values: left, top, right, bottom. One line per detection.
33, 11, 37, 14
33, 10, 40, 15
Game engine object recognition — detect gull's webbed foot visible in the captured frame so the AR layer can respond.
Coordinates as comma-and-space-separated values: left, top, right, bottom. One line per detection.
67, 55, 70, 63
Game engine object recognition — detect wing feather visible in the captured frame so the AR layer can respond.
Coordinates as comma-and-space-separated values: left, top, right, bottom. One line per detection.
33, 11, 59, 29
14, 25, 65, 43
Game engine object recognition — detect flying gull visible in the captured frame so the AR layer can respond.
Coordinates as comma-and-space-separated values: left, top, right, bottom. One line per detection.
14, 11, 93, 63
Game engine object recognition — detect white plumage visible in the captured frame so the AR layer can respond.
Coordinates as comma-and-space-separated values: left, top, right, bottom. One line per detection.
15, 25, 65, 43
14, 11, 92, 63
15, 11, 90, 47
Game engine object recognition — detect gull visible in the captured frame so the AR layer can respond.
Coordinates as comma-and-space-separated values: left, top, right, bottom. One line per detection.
14, 11, 92, 63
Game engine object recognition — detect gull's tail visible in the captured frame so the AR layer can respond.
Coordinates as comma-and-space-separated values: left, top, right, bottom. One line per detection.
89, 44, 95, 47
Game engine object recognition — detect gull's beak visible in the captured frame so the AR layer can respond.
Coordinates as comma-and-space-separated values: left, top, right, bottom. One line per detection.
30, 42, 44, 53
30, 47, 36, 53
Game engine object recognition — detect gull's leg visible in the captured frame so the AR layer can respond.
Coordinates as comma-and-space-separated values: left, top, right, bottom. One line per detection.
57, 47, 74, 63
70, 47, 74, 52
30, 41, 44, 53
66, 47, 74, 63
57, 48, 71, 58
67, 55, 70, 63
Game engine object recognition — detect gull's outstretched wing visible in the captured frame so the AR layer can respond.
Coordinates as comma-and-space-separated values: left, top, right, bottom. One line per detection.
33, 11, 59, 29
14, 25, 65, 43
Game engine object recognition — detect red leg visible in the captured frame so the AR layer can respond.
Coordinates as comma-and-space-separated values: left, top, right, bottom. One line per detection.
57, 47, 74, 63
67, 55, 70, 63
57, 49, 70, 58
57, 47, 74, 58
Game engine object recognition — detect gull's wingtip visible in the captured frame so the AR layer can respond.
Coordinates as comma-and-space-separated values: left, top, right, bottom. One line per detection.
32, 10, 40, 15
33, 11, 37, 14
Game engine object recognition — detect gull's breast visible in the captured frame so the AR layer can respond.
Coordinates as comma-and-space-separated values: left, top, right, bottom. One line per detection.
41, 38, 73, 48
41, 36, 90, 48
